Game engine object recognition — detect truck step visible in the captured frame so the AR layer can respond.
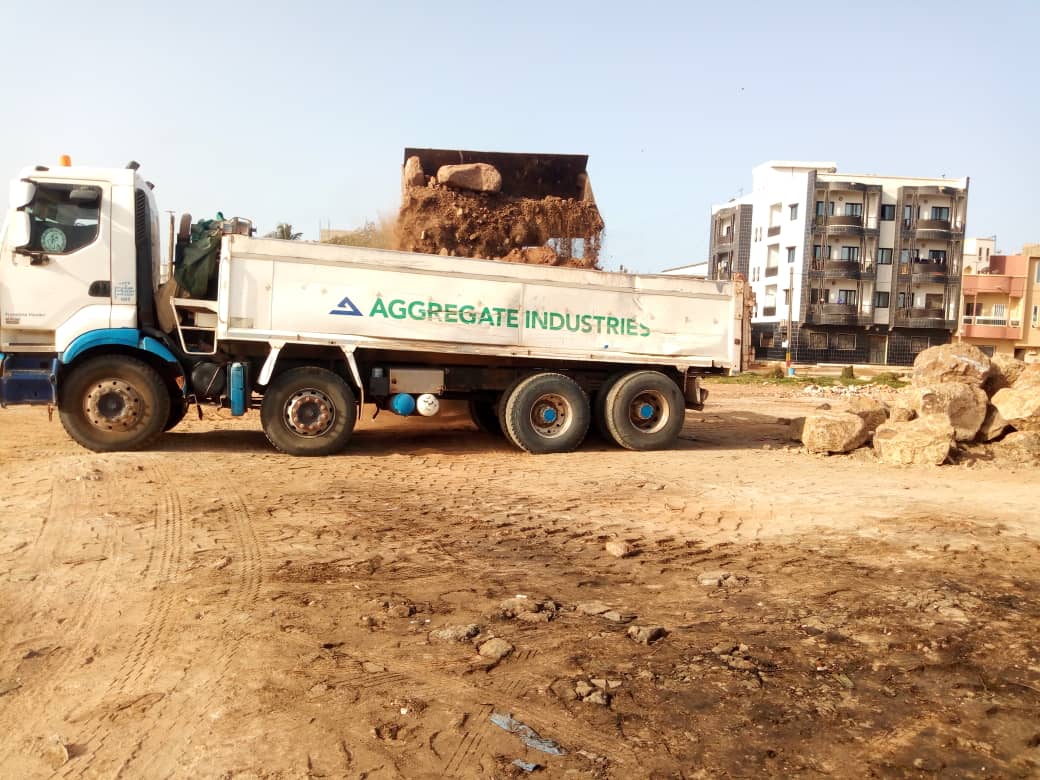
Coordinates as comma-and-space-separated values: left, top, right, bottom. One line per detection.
0, 355, 59, 406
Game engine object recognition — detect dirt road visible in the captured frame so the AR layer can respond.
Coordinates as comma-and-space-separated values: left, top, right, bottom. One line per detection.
1, 382, 1038, 778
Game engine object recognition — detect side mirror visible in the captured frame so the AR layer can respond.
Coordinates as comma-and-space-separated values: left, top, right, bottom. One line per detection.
7, 210, 31, 249
9, 179, 35, 209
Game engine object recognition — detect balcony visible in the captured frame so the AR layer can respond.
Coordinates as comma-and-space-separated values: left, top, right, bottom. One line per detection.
762, 306, 777, 317
898, 261, 952, 283
903, 219, 965, 240
714, 231, 735, 247
962, 274, 1026, 297
805, 303, 873, 326
809, 258, 872, 279
765, 265, 779, 277
961, 317, 1024, 341
767, 225, 781, 237
894, 308, 955, 329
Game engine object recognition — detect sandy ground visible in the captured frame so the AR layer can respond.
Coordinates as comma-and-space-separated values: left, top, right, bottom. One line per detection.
1, 382, 1038, 779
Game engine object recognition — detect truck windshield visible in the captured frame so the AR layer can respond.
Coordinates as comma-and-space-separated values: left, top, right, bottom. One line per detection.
24, 183, 101, 254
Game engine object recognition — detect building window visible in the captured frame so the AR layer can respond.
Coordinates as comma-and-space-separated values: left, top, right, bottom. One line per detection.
877, 248, 893, 265
789, 204, 798, 220
964, 301, 979, 317
1033, 304, 1039, 325
924, 293, 944, 310
880, 204, 896, 221
993, 303, 1007, 323
844, 203, 863, 217
835, 333, 856, 351
766, 245, 779, 276
897, 292, 907, 309
760, 331, 774, 348
784, 288, 791, 305
786, 246, 796, 264
1035, 263, 1040, 283
874, 291, 890, 308
812, 244, 828, 260
928, 249, 948, 263
931, 206, 951, 221
911, 337, 929, 353
901, 248, 920, 263
903, 205, 915, 226
815, 200, 826, 217
840, 246, 860, 262
810, 332, 828, 349
810, 288, 830, 305
829, 201, 836, 216
837, 289, 858, 306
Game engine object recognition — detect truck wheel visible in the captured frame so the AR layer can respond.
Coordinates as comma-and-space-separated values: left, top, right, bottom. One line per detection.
468, 399, 502, 436
261, 367, 356, 456
592, 371, 626, 440
164, 398, 188, 431
500, 372, 589, 454
603, 371, 685, 451
59, 355, 171, 452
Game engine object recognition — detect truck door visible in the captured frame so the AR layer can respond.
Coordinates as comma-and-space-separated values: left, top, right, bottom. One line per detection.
0, 180, 112, 350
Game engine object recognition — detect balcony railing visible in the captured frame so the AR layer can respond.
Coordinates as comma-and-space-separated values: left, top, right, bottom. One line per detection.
762, 306, 777, 317
765, 265, 779, 277
809, 257, 875, 278
961, 320, 1023, 340
812, 215, 879, 235
805, 303, 874, 326
893, 307, 955, 329
897, 261, 952, 282
961, 275, 1025, 296
767, 225, 781, 237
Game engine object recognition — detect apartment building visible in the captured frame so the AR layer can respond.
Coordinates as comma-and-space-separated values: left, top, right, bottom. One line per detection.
709, 161, 969, 366
959, 243, 1040, 361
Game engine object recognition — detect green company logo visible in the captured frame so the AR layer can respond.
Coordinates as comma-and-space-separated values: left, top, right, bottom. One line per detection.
365, 297, 651, 338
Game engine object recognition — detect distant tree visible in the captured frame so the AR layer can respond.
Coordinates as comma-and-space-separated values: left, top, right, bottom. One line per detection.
323, 218, 396, 250
266, 223, 303, 240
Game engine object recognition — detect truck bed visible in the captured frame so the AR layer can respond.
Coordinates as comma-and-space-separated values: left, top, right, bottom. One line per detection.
213, 236, 739, 372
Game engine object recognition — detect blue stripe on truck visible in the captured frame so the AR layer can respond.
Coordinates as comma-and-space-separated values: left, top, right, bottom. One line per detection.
61, 328, 180, 366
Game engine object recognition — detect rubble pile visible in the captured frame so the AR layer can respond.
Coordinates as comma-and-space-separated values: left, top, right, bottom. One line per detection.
395, 156, 604, 268
795, 344, 1040, 466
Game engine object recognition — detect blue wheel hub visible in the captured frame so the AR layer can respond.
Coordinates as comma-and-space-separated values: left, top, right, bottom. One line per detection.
541, 407, 558, 424
637, 403, 654, 420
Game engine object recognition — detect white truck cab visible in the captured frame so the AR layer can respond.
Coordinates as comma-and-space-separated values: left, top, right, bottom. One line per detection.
1, 160, 739, 456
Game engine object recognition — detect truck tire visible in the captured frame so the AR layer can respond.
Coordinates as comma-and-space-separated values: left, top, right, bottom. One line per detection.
468, 399, 502, 436
500, 372, 590, 454
592, 371, 626, 440
261, 367, 356, 456
164, 398, 188, 431
59, 355, 171, 452
603, 370, 685, 451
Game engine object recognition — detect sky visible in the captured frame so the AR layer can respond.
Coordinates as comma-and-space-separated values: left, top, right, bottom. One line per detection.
2, 1, 1038, 273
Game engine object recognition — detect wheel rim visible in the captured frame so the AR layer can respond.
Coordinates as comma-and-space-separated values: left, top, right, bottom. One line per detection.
628, 390, 669, 433
85, 379, 144, 432
284, 388, 336, 437
529, 393, 573, 439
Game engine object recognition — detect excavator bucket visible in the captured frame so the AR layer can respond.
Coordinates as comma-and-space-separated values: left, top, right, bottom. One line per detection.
403, 148, 594, 203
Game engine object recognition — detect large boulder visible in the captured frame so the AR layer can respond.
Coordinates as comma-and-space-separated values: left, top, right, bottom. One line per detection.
436, 163, 503, 193
888, 400, 916, 423
977, 405, 1009, 442
991, 386, 1040, 432
904, 383, 988, 441
845, 396, 889, 433
911, 343, 993, 388
402, 155, 426, 189
801, 411, 869, 454
1014, 363, 1040, 391
994, 431, 1040, 463
985, 353, 1026, 395
873, 415, 955, 466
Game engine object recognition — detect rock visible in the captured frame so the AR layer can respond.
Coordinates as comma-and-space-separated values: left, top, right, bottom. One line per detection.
991, 386, 1040, 432
477, 637, 514, 662
590, 678, 608, 689
1013, 363, 1040, 391
627, 625, 667, 645
605, 540, 634, 558
362, 661, 386, 673
583, 689, 611, 706
711, 641, 739, 655
402, 155, 425, 189
801, 411, 869, 454
994, 431, 1040, 463
815, 402, 832, 410
436, 163, 503, 193
977, 405, 1009, 442
888, 401, 916, 423
985, 353, 1026, 394
787, 417, 806, 442
845, 396, 889, 433
904, 383, 988, 441
911, 343, 993, 388
387, 603, 415, 618
873, 415, 955, 466
430, 624, 480, 643
574, 680, 594, 697
550, 679, 578, 701
601, 610, 636, 623
697, 570, 730, 587
576, 601, 611, 617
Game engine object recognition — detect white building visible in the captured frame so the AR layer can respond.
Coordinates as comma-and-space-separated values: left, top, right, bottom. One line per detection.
712, 161, 969, 366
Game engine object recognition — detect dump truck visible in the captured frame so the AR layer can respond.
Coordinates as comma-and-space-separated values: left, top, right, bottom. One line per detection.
0, 159, 743, 456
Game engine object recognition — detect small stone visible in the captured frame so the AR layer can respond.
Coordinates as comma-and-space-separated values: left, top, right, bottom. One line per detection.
627, 625, 666, 645
574, 680, 594, 697
711, 641, 738, 655
477, 638, 514, 662
590, 678, 608, 689
698, 570, 730, 587
362, 661, 386, 674
549, 679, 578, 701
402, 155, 425, 189
576, 602, 611, 617
387, 604, 415, 618
583, 689, 611, 706
602, 610, 636, 624
607, 679, 623, 689
430, 624, 480, 643
605, 540, 634, 558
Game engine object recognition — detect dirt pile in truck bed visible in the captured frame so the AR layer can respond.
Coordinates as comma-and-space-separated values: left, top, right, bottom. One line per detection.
395, 155, 604, 269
